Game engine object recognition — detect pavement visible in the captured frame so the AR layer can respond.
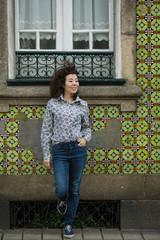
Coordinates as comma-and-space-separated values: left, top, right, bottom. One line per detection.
0, 229, 160, 240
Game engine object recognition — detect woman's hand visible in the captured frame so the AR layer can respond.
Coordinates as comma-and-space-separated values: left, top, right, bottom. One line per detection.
77, 138, 87, 147
43, 159, 51, 169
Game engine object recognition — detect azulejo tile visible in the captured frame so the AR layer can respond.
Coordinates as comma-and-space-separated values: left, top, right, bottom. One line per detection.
137, 135, 148, 146
108, 164, 119, 174
122, 121, 134, 132
151, 135, 160, 146
108, 149, 119, 161
94, 150, 105, 161
137, 120, 148, 132
93, 121, 105, 131
21, 149, 34, 162
151, 164, 160, 174
6, 136, 18, 148
123, 149, 134, 161
151, 149, 160, 161
137, 149, 149, 161
137, 163, 148, 174
7, 151, 18, 162
7, 121, 19, 133
93, 106, 105, 118
123, 164, 134, 174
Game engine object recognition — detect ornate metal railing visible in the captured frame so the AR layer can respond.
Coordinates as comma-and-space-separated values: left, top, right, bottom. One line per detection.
15, 51, 115, 80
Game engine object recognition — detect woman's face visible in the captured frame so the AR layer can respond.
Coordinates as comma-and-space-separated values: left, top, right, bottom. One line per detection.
64, 74, 79, 96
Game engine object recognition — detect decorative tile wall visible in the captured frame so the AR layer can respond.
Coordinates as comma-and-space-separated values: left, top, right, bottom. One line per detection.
0, 0, 159, 175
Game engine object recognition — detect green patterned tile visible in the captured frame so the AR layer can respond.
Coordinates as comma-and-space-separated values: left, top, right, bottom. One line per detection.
123, 149, 134, 161
151, 78, 160, 89
36, 107, 46, 119
122, 135, 134, 146
0, 151, 3, 162
0, 136, 3, 148
137, 48, 148, 60
108, 107, 119, 118
36, 165, 48, 175
137, 135, 148, 146
21, 149, 34, 162
7, 121, 18, 133
108, 164, 119, 174
93, 121, 105, 131
137, 63, 148, 75
151, 164, 160, 174
93, 106, 105, 118
137, 34, 148, 45
7, 165, 18, 175
21, 165, 33, 175
137, 149, 148, 161
122, 112, 133, 118
137, 120, 148, 132
137, 92, 148, 104
151, 34, 160, 46
137, 78, 148, 89
108, 149, 119, 161
122, 121, 134, 132
137, 5, 148, 17
137, 19, 148, 31
151, 135, 160, 146
94, 164, 105, 174
137, 163, 148, 174
151, 149, 160, 161
151, 63, 160, 75
151, 106, 160, 118
151, 92, 160, 104
151, 49, 160, 61
151, 121, 160, 132
6, 136, 18, 148
0, 166, 3, 175
94, 150, 105, 161
137, 106, 148, 118
21, 107, 33, 118
7, 151, 18, 162
151, 4, 160, 16
123, 164, 134, 174
6, 107, 18, 119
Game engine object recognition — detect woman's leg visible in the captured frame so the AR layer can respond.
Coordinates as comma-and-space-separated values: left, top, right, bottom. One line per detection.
64, 142, 87, 227
52, 144, 69, 201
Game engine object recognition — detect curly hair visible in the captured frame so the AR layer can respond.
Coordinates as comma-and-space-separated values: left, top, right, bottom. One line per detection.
50, 62, 79, 98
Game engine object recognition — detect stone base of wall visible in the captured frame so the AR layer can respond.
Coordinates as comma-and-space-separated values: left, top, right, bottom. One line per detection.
0, 175, 160, 229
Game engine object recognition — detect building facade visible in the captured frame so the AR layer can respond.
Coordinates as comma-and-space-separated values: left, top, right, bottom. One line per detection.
0, 0, 160, 229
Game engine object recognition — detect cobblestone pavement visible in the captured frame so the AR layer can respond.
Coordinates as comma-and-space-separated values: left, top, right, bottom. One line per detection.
0, 229, 160, 240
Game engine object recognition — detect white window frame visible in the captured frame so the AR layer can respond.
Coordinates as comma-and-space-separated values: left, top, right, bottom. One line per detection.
15, 0, 114, 52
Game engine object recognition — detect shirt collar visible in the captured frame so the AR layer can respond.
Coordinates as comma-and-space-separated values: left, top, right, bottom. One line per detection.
58, 94, 84, 105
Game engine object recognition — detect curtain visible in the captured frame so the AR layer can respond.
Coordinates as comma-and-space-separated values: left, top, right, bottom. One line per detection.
73, 0, 109, 42
19, 0, 56, 40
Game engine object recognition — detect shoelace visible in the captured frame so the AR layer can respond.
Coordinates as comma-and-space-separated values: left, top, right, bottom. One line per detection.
65, 225, 71, 232
59, 201, 66, 207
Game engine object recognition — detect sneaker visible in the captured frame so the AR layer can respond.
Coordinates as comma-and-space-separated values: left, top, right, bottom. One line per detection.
64, 225, 74, 239
57, 199, 67, 215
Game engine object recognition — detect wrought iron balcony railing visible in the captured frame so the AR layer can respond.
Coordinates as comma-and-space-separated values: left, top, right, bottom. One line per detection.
7, 51, 126, 85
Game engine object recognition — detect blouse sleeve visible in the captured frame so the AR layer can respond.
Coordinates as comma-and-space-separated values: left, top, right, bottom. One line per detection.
41, 101, 54, 160
81, 103, 92, 142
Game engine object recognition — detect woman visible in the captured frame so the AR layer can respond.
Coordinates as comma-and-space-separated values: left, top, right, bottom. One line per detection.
41, 63, 92, 239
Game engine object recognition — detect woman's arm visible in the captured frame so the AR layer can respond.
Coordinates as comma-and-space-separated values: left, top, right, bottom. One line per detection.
41, 101, 54, 161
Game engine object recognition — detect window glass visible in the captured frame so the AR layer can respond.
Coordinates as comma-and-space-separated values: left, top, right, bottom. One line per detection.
18, 0, 56, 50
73, 0, 109, 50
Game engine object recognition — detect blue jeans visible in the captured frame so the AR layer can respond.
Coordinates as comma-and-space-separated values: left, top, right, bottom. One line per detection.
52, 140, 87, 227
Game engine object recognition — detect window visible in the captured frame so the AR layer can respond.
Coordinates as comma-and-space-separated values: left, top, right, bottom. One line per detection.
15, 0, 114, 51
